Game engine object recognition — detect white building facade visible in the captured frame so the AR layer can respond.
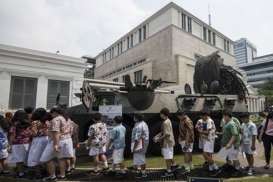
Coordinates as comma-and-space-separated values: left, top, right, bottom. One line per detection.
0, 44, 85, 113
94, 2, 236, 91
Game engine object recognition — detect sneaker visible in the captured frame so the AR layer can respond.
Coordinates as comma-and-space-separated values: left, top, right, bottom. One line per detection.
57, 175, 66, 180
141, 172, 148, 178
184, 165, 191, 172
190, 164, 194, 170
66, 169, 72, 175
209, 165, 214, 172
135, 171, 142, 179
42, 176, 57, 181
247, 168, 253, 176
243, 166, 250, 171
171, 164, 179, 171
213, 163, 219, 171
17, 172, 25, 178
102, 166, 110, 171
161, 171, 174, 178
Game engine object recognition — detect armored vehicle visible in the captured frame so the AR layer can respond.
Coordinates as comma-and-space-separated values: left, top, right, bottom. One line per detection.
68, 52, 264, 154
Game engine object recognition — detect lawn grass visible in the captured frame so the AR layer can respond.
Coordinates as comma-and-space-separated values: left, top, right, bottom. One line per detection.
76, 154, 206, 169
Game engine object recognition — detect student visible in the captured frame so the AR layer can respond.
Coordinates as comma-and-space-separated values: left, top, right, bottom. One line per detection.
131, 114, 149, 177
221, 111, 241, 170
258, 112, 273, 169
0, 115, 9, 174
68, 118, 79, 173
27, 108, 49, 178
176, 111, 194, 172
108, 116, 126, 173
8, 110, 32, 177
4, 112, 13, 131
155, 108, 175, 177
195, 111, 218, 171
40, 107, 74, 181
87, 113, 109, 173
241, 113, 257, 175
24, 106, 34, 121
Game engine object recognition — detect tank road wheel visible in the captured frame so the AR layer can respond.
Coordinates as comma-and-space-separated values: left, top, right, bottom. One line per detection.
82, 80, 95, 111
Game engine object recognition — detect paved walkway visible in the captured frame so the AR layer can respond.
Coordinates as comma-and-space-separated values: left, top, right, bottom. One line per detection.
243, 141, 273, 174
214, 140, 273, 174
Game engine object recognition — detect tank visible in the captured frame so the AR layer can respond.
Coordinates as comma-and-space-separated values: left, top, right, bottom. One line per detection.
67, 51, 264, 155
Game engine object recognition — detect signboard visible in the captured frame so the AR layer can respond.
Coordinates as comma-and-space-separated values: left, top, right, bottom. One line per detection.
99, 105, 122, 125
188, 177, 222, 182
99, 105, 122, 118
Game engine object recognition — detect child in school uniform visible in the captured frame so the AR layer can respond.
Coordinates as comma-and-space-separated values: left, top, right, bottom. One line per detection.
131, 114, 149, 178
108, 116, 126, 173
195, 111, 218, 172
155, 108, 176, 177
176, 111, 194, 172
27, 108, 49, 178
0, 115, 9, 174
66, 118, 79, 174
87, 113, 109, 173
8, 110, 32, 178
241, 113, 257, 175
40, 107, 74, 181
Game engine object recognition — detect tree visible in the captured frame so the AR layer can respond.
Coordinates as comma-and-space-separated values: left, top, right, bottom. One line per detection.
258, 79, 273, 107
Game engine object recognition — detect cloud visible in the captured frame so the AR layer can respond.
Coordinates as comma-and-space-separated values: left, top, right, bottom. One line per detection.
0, 0, 273, 57
0, 0, 147, 57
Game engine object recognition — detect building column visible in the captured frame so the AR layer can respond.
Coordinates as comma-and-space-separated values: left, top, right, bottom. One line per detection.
0, 71, 11, 112
71, 79, 82, 106
36, 76, 48, 108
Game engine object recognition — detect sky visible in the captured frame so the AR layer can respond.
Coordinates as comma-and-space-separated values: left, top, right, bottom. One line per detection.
0, 0, 272, 58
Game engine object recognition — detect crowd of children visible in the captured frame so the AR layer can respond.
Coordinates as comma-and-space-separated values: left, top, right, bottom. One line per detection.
0, 105, 270, 180
0, 106, 79, 181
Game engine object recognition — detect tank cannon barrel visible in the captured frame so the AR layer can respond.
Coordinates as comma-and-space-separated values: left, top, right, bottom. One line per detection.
82, 78, 125, 87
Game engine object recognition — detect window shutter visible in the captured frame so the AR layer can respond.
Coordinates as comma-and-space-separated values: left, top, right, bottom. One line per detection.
47, 80, 70, 108
9, 76, 37, 109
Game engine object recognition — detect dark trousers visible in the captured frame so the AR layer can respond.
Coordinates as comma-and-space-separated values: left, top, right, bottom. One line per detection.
263, 134, 273, 164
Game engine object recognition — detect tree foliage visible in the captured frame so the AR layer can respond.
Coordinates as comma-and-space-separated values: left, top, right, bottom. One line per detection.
258, 79, 273, 107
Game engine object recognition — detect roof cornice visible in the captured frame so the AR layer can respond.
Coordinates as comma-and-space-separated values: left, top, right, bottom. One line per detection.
0, 43, 85, 67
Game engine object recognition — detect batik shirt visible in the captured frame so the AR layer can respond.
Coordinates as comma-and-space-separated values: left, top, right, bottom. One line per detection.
195, 117, 216, 142
241, 121, 257, 145
48, 115, 73, 140
131, 121, 149, 143
31, 120, 49, 137
179, 116, 194, 144
69, 119, 79, 148
88, 122, 108, 148
9, 125, 32, 145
